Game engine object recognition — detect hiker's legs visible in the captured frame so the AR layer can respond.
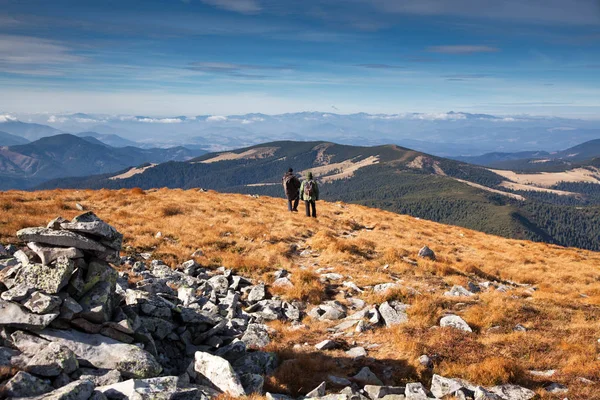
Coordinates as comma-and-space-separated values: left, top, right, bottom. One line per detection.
305, 201, 311, 217
287, 198, 293, 211
292, 197, 299, 211
311, 201, 317, 218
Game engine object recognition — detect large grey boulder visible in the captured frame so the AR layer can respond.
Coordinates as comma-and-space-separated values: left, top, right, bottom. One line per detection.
26, 342, 78, 377
3, 371, 54, 398
0, 299, 58, 330
17, 227, 107, 252
248, 284, 266, 303
25, 379, 95, 400
378, 301, 409, 327
9, 257, 74, 294
26, 242, 83, 265
440, 315, 472, 332
75, 368, 122, 386
38, 329, 162, 378
194, 351, 246, 396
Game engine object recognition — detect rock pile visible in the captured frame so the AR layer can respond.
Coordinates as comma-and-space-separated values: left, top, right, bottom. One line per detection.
0, 213, 300, 399
0, 214, 540, 400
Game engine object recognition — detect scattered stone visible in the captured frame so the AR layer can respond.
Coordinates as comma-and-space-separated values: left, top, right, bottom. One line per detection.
544, 382, 568, 394
76, 369, 122, 386
307, 381, 327, 398
488, 384, 536, 400
417, 246, 435, 260
194, 351, 246, 396
430, 375, 465, 398
352, 367, 383, 386
418, 355, 433, 369
242, 323, 271, 349
440, 315, 472, 332
273, 277, 293, 287
513, 324, 527, 332
364, 385, 405, 399
316, 340, 339, 350
444, 285, 474, 297
328, 375, 352, 386
378, 301, 408, 327
29, 379, 95, 400
248, 284, 266, 303
405, 382, 428, 400
346, 347, 367, 359
373, 283, 399, 293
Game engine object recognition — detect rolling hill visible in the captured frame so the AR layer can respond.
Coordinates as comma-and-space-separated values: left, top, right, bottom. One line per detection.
0, 130, 29, 146
37, 140, 600, 251
0, 120, 63, 141
77, 131, 139, 147
0, 134, 207, 190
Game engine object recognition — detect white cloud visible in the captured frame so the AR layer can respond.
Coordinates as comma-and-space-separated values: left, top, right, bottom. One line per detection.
370, 0, 600, 25
0, 35, 84, 67
200, 0, 261, 14
0, 114, 17, 122
410, 112, 468, 120
206, 115, 228, 122
135, 117, 183, 124
427, 45, 499, 54
241, 116, 265, 124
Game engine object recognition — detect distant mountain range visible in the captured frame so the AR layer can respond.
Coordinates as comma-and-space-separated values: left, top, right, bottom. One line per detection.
77, 132, 139, 148
5, 111, 600, 156
454, 139, 600, 172
0, 134, 206, 190
37, 140, 600, 251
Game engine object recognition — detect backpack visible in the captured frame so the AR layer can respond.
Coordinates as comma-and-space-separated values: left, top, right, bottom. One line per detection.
304, 180, 315, 198
283, 174, 294, 191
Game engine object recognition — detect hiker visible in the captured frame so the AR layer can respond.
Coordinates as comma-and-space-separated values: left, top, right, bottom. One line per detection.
282, 168, 301, 212
300, 171, 319, 218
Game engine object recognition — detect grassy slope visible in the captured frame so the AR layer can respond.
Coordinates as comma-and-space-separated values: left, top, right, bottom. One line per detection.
1, 189, 599, 398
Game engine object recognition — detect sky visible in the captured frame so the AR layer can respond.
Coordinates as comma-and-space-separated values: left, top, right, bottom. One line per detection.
1, 0, 599, 118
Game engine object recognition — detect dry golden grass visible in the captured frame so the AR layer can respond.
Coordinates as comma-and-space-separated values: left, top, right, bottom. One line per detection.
1, 188, 600, 398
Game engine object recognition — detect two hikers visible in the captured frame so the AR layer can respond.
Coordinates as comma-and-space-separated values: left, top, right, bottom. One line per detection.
282, 169, 319, 218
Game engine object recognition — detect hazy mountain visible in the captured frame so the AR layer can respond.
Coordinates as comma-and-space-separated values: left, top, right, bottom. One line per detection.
0, 134, 206, 190
0, 131, 29, 146
37, 140, 600, 251
0, 120, 63, 141
14, 111, 597, 157
76, 132, 139, 147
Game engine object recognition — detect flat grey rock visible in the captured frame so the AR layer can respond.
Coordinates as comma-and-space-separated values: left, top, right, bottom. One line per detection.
23, 291, 62, 314
17, 227, 106, 252
24, 379, 95, 400
26, 242, 83, 265
38, 329, 162, 379
9, 257, 74, 294
378, 301, 408, 327
352, 367, 383, 386
0, 299, 58, 330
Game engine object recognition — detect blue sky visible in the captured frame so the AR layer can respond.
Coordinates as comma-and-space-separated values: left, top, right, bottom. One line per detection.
1, 0, 599, 117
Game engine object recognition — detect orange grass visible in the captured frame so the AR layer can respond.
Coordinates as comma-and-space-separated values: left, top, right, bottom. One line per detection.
1, 189, 600, 398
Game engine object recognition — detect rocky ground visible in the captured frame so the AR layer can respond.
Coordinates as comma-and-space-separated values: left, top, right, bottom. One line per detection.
0, 212, 568, 400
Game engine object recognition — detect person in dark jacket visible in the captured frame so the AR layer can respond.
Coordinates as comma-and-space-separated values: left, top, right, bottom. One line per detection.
300, 171, 319, 218
282, 168, 301, 212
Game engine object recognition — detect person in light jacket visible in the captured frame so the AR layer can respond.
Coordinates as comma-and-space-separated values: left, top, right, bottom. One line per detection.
300, 171, 319, 218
